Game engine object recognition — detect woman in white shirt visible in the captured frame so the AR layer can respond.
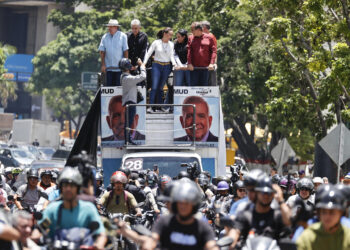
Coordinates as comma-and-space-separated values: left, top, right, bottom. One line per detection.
143, 27, 177, 113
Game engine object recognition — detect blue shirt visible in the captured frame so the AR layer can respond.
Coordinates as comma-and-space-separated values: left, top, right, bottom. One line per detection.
48, 189, 60, 201
41, 200, 105, 239
229, 196, 248, 215
98, 31, 129, 72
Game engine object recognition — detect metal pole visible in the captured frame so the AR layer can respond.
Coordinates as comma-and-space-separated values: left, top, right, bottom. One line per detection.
278, 139, 286, 175
337, 124, 344, 183
126, 104, 129, 146
192, 104, 196, 147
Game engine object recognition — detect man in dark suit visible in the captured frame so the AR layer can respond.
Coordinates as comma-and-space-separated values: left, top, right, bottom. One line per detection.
174, 95, 218, 142
102, 95, 145, 141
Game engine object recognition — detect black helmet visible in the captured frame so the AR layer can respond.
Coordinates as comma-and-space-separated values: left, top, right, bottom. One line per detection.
178, 171, 190, 180
202, 171, 211, 180
315, 184, 332, 204
255, 176, 275, 193
119, 58, 132, 71
316, 186, 345, 211
40, 170, 52, 178
297, 178, 314, 192
334, 184, 350, 202
27, 169, 39, 179
171, 180, 202, 214
271, 174, 281, 184
234, 180, 245, 190
58, 167, 83, 187
119, 167, 131, 177
243, 169, 266, 187
216, 175, 231, 185
159, 181, 179, 202
138, 178, 146, 187
146, 172, 158, 187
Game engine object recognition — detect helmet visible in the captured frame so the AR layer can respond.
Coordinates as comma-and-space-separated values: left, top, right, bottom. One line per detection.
312, 177, 323, 184
119, 167, 131, 177
271, 174, 281, 184
345, 172, 350, 180
234, 180, 245, 189
51, 171, 58, 180
178, 171, 190, 180
110, 171, 128, 184
217, 181, 229, 191
255, 176, 275, 193
4, 167, 13, 175
138, 178, 146, 187
316, 186, 345, 211
278, 178, 288, 188
315, 184, 332, 204
12, 167, 22, 175
197, 174, 209, 187
297, 178, 314, 191
159, 181, 179, 202
146, 172, 158, 186
216, 176, 231, 185
334, 184, 350, 202
27, 169, 39, 179
58, 167, 83, 186
119, 58, 132, 71
95, 172, 103, 181
159, 175, 172, 186
202, 171, 211, 180
171, 180, 202, 214
243, 169, 266, 187
40, 170, 52, 178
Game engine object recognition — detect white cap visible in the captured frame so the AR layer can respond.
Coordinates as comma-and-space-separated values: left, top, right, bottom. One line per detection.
105, 19, 121, 27
312, 176, 323, 184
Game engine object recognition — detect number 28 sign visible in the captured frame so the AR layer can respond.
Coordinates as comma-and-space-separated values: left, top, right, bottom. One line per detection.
124, 158, 143, 171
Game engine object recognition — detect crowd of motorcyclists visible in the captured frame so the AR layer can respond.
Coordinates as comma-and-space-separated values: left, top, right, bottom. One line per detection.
0, 152, 349, 249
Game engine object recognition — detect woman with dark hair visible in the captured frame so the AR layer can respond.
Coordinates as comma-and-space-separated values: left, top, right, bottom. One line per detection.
174, 29, 190, 86
144, 27, 177, 113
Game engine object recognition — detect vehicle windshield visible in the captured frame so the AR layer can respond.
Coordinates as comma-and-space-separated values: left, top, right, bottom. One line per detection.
12, 149, 30, 158
123, 156, 200, 177
39, 148, 55, 156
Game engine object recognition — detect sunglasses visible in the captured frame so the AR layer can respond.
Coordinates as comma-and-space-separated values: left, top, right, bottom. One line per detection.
238, 188, 246, 192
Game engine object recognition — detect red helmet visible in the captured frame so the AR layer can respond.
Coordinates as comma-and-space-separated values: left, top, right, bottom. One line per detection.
110, 171, 128, 184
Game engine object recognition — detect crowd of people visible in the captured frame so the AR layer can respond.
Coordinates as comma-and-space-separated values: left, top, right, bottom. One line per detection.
98, 18, 218, 115
0, 153, 349, 249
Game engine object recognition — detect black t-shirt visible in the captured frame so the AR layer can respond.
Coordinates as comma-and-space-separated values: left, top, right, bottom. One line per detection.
127, 31, 148, 66
153, 214, 215, 250
174, 41, 188, 65
125, 183, 146, 203
234, 205, 285, 243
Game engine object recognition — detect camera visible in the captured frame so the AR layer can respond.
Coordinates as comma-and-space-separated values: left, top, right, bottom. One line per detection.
69, 151, 96, 188
230, 164, 241, 184
181, 162, 200, 180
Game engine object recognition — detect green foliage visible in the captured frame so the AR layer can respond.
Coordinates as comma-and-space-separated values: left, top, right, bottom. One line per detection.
0, 44, 17, 107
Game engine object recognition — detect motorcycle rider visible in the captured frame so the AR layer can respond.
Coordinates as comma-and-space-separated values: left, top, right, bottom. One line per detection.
209, 180, 232, 214
38, 170, 55, 190
286, 178, 314, 210
38, 167, 107, 249
297, 185, 350, 249
227, 176, 290, 248
14, 169, 48, 211
95, 171, 106, 199
142, 179, 218, 250
120, 168, 146, 203
99, 171, 142, 216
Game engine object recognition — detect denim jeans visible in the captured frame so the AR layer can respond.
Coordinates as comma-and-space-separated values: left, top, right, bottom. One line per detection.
124, 101, 136, 141
174, 70, 191, 86
190, 69, 209, 86
150, 63, 172, 104
106, 71, 121, 86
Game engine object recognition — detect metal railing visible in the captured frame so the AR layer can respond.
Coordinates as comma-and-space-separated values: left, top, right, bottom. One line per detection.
125, 104, 196, 148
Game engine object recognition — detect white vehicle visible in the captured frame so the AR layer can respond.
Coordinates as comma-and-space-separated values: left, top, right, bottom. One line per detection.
121, 151, 203, 177
0, 148, 35, 167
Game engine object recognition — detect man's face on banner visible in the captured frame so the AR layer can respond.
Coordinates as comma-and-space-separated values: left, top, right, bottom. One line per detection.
106, 100, 125, 140
180, 102, 212, 141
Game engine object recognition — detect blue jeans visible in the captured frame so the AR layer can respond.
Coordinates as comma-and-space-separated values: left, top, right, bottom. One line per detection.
150, 63, 172, 104
106, 71, 121, 86
124, 101, 136, 141
190, 69, 209, 86
174, 70, 191, 86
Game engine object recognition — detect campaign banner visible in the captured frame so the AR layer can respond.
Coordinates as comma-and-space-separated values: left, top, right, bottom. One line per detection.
101, 86, 146, 147
173, 86, 220, 148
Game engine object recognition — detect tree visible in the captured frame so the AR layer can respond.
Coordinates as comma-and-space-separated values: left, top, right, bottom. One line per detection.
0, 44, 17, 107
29, 9, 114, 137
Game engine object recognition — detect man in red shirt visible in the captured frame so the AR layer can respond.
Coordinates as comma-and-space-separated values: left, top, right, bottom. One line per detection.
187, 22, 217, 86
